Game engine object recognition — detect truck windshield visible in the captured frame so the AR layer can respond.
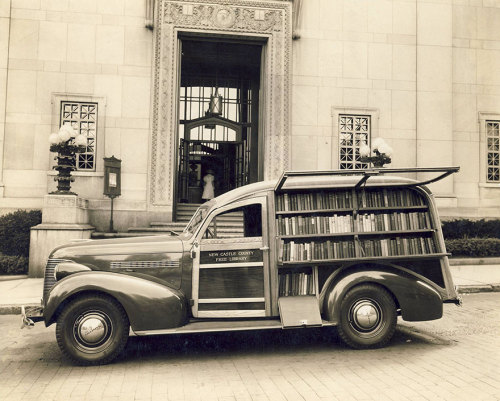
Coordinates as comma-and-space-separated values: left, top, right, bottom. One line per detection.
183, 205, 211, 236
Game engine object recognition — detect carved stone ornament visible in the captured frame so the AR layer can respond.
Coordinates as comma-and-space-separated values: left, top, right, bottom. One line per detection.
150, 0, 292, 208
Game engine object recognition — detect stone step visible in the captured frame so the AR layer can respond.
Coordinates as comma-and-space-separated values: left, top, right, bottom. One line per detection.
128, 227, 181, 233
177, 215, 244, 224
93, 225, 244, 238
92, 232, 153, 239
151, 219, 243, 228
149, 222, 187, 229
176, 204, 201, 214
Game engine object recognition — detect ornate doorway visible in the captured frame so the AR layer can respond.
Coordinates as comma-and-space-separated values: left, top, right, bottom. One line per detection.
150, 0, 291, 215
176, 38, 261, 205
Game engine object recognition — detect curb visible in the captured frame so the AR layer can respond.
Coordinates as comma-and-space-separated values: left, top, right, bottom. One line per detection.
0, 275, 28, 282
0, 303, 38, 315
457, 284, 500, 294
0, 285, 499, 316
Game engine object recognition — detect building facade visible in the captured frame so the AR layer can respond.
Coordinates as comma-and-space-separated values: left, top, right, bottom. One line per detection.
0, 0, 499, 233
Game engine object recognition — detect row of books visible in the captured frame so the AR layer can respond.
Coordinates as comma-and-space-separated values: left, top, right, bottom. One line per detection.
276, 191, 352, 212
277, 214, 353, 236
277, 211, 433, 236
359, 236, 436, 257
360, 188, 425, 208
357, 212, 432, 232
280, 239, 356, 262
278, 272, 315, 296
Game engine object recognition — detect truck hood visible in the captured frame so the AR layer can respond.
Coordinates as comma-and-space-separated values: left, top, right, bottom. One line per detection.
51, 234, 184, 260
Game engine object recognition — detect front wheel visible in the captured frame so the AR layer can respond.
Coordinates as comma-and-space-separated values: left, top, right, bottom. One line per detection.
56, 294, 129, 365
336, 284, 397, 349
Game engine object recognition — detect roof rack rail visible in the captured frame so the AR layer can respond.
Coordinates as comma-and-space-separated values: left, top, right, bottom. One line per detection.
275, 166, 460, 192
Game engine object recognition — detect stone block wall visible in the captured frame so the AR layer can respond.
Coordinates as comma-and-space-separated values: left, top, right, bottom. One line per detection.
289, 0, 500, 218
0, 0, 153, 222
0, 0, 499, 229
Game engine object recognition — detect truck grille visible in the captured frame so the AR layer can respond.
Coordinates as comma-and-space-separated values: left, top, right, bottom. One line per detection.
43, 258, 66, 301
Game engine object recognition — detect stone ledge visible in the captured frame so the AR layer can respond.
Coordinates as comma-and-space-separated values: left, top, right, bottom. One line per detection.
0, 275, 28, 282
449, 257, 500, 266
457, 284, 500, 294
31, 223, 95, 231
0, 304, 38, 315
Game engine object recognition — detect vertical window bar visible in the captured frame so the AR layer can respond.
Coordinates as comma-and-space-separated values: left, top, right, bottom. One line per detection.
60, 101, 97, 171
486, 120, 500, 182
339, 114, 370, 170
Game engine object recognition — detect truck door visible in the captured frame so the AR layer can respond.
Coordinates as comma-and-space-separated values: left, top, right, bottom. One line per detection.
192, 197, 270, 318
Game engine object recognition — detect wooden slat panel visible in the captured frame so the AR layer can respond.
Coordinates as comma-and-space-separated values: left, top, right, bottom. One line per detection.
197, 310, 266, 318
199, 297, 265, 303
200, 262, 263, 269
199, 302, 265, 311
199, 266, 264, 298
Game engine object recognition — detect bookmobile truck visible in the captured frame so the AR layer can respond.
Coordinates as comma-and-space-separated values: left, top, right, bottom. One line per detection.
22, 167, 462, 365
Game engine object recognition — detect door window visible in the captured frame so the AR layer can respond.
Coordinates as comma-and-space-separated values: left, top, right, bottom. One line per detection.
203, 204, 262, 239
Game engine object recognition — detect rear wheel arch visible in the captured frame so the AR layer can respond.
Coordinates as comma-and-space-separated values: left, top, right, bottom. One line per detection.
320, 263, 402, 315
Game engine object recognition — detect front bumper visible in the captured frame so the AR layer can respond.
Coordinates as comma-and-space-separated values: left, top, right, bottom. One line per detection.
20, 305, 44, 329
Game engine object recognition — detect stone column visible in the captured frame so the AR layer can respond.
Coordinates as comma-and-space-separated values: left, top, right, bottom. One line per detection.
0, 0, 10, 197
28, 195, 94, 277
416, 1, 456, 207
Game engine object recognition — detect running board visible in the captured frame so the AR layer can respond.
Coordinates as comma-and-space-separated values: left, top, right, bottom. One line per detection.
132, 318, 336, 336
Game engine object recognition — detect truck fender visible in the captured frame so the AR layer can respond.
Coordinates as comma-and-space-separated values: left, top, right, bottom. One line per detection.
44, 271, 188, 331
322, 267, 443, 323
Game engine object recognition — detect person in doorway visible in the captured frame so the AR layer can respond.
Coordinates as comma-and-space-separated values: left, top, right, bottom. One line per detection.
188, 163, 199, 187
202, 169, 215, 201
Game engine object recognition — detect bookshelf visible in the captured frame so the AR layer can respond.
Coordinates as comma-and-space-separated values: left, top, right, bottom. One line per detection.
275, 187, 443, 290
278, 266, 317, 296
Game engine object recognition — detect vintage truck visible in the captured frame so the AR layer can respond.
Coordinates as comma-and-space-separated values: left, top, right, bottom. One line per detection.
22, 167, 462, 364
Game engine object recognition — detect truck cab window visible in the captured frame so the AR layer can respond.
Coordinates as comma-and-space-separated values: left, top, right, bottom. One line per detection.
204, 204, 262, 239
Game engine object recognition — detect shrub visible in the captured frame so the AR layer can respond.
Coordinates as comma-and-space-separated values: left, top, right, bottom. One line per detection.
0, 253, 29, 275
442, 219, 500, 240
445, 238, 500, 258
0, 210, 42, 257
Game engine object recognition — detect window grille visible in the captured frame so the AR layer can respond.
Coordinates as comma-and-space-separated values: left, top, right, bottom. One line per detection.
60, 101, 98, 171
486, 120, 500, 182
339, 114, 370, 170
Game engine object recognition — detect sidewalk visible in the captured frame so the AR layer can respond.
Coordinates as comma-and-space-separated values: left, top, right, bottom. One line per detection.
0, 263, 499, 314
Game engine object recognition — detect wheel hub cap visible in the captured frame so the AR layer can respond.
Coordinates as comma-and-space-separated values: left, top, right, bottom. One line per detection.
74, 312, 112, 349
350, 300, 382, 333
79, 316, 106, 343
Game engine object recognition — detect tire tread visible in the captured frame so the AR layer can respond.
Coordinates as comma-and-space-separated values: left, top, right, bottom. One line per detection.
337, 284, 397, 349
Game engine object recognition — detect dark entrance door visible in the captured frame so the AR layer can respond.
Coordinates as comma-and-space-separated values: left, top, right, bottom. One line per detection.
176, 37, 262, 207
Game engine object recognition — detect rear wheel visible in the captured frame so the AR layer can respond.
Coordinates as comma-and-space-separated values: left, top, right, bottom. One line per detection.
336, 284, 397, 349
56, 294, 129, 365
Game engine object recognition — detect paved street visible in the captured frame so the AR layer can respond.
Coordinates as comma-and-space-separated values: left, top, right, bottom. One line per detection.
0, 293, 499, 401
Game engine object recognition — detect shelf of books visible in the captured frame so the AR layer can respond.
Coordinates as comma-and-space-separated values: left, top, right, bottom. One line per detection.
278, 266, 318, 297
276, 187, 444, 267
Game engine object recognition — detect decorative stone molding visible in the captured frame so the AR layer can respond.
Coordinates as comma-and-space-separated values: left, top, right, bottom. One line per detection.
150, 0, 292, 208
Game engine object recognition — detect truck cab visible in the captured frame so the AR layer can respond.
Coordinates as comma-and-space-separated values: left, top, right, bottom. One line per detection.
22, 167, 461, 365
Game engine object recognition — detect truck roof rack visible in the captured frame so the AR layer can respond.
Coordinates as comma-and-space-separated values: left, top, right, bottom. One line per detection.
275, 166, 460, 192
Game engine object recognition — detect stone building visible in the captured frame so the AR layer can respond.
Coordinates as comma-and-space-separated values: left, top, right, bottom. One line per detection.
0, 0, 499, 236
